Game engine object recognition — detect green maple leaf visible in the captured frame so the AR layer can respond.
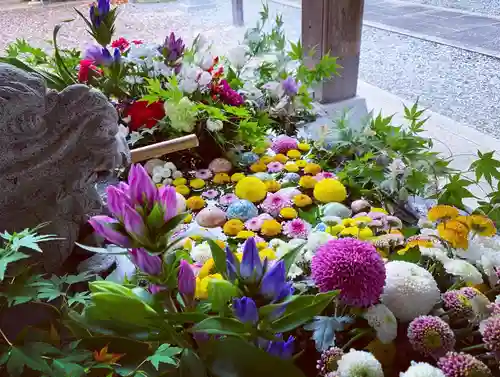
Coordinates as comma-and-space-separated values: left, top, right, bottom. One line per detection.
438, 174, 475, 209
147, 344, 182, 370
5, 343, 60, 376
469, 150, 500, 186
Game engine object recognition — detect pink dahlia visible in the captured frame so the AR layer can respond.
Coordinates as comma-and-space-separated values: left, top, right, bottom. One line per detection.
267, 161, 284, 173
480, 315, 500, 354
437, 351, 492, 377
283, 218, 312, 239
311, 238, 386, 307
408, 315, 455, 359
315, 172, 336, 181
271, 135, 298, 154
261, 192, 291, 217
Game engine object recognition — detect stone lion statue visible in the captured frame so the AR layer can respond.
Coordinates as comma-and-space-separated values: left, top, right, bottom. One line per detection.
0, 63, 130, 272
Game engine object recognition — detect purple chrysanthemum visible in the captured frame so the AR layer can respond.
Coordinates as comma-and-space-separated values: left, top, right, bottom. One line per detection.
267, 161, 284, 173
271, 135, 298, 154
437, 351, 492, 377
283, 218, 312, 239
316, 347, 344, 376
219, 193, 238, 206
311, 238, 386, 307
480, 315, 500, 354
408, 315, 456, 358
315, 172, 336, 181
202, 189, 219, 199
195, 169, 213, 180
261, 193, 291, 217
442, 289, 474, 318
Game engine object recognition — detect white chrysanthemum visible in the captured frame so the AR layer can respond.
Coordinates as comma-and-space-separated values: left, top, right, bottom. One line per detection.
337, 350, 383, 377
381, 261, 440, 322
362, 304, 397, 344
419, 247, 448, 263
190, 241, 212, 264
442, 258, 483, 285
288, 263, 303, 279
305, 231, 334, 253
399, 362, 445, 377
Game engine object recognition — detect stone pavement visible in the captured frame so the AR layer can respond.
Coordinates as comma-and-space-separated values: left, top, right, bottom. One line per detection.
364, 0, 500, 57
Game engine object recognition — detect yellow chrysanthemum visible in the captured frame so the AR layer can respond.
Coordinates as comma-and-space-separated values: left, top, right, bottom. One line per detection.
287, 149, 301, 159
199, 258, 215, 279
231, 173, 245, 183
183, 238, 193, 250
428, 205, 459, 222
371, 207, 388, 214
437, 220, 469, 249
313, 178, 347, 203
327, 224, 345, 236
304, 163, 322, 175
212, 173, 230, 185
195, 273, 223, 299
250, 162, 267, 173
274, 154, 289, 164
186, 196, 206, 210
183, 213, 193, 223
340, 226, 373, 240
175, 185, 190, 196
256, 241, 268, 250
296, 160, 308, 168
223, 219, 244, 236
299, 175, 317, 189
468, 215, 496, 236
235, 177, 267, 202
189, 178, 205, 189
280, 207, 298, 219
265, 180, 281, 192
260, 156, 274, 165
293, 194, 313, 207
259, 248, 277, 261
261, 219, 282, 237
284, 163, 299, 172
173, 177, 187, 186
298, 142, 310, 152
342, 218, 358, 227
236, 230, 255, 239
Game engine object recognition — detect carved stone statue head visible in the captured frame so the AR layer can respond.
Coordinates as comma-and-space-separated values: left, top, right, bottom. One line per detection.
0, 63, 130, 271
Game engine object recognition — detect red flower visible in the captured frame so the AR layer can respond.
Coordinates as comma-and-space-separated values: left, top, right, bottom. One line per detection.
125, 100, 165, 131
132, 40, 143, 45
78, 59, 102, 83
111, 37, 130, 52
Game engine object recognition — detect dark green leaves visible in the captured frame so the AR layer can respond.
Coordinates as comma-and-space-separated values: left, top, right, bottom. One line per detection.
437, 174, 475, 209
191, 317, 249, 337
470, 150, 500, 186
147, 344, 182, 370
3, 343, 61, 376
207, 239, 228, 277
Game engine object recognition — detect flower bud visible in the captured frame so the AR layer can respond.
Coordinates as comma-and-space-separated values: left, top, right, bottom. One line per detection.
178, 260, 196, 298
240, 237, 262, 282
89, 215, 131, 247
233, 297, 259, 324
123, 204, 146, 239
129, 248, 162, 275
128, 164, 158, 207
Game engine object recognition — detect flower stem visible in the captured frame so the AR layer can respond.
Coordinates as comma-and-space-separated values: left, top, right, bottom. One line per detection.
0, 328, 12, 346
459, 343, 486, 352
342, 329, 371, 351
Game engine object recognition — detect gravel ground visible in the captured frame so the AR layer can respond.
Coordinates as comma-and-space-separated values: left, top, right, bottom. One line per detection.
397, 0, 500, 16
1, 0, 500, 136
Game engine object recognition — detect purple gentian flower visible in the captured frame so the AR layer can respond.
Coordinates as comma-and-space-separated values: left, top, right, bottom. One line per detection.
219, 193, 238, 206
233, 297, 259, 324
162, 32, 185, 63
159, 185, 177, 222
130, 248, 162, 275
106, 185, 130, 218
128, 164, 158, 207
195, 169, 213, 180
122, 204, 146, 239
265, 335, 295, 359
89, 0, 110, 28
178, 260, 196, 298
281, 77, 298, 96
260, 260, 287, 300
225, 247, 238, 281
88, 215, 131, 247
84, 45, 114, 66
240, 237, 262, 282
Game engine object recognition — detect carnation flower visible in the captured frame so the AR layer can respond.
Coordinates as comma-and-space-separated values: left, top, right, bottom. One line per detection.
219, 193, 238, 206
381, 261, 440, 322
271, 135, 298, 154
195, 169, 213, 180
317, 347, 344, 376
400, 362, 446, 377
311, 238, 386, 307
267, 161, 284, 173
337, 350, 383, 377
202, 189, 219, 199
437, 351, 493, 377
261, 192, 292, 217
479, 315, 500, 354
125, 100, 165, 131
283, 218, 312, 239
362, 304, 397, 344
407, 315, 455, 358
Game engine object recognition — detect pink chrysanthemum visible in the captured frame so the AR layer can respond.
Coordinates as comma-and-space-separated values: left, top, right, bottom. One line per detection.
437, 351, 492, 377
283, 218, 312, 239
315, 172, 336, 181
316, 347, 344, 376
261, 192, 291, 217
480, 315, 500, 354
311, 238, 386, 307
267, 161, 284, 173
202, 189, 219, 199
219, 193, 237, 206
271, 135, 298, 154
245, 214, 273, 231
195, 169, 213, 180
408, 315, 455, 359
442, 289, 474, 318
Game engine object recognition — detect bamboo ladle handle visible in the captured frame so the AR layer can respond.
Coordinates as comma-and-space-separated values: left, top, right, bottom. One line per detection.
130, 134, 199, 163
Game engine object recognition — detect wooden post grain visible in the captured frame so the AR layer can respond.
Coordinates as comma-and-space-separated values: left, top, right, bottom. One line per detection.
130, 134, 199, 163
232, 0, 244, 26
302, 0, 365, 103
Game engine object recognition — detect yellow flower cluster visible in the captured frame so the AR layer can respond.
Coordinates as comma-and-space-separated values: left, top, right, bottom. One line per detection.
313, 178, 347, 203
213, 173, 230, 184
186, 196, 205, 210
261, 219, 282, 236
235, 177, 267, 202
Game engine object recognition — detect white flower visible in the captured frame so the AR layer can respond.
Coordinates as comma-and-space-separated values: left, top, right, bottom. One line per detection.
206, 118, 223, 132
152, 61, 172, 77
198, 71, 212, 86
164, 162, 177, 172
381, 261, 440, 322
227, 45, 248, 68
288, 264, 303, 279
152, 174, 163, 184
301, 250, 314, 263
172, 170, 183, 179
442, 258, 483, 285
321, 216, 342, 225
470, 291, 492, 322
197, 53, 213, 70
262, 81, 283, 98
305, 231, 334, 253
362, 304, 397, 344
179, 78, 198, 94
124, 75, 145, 85
337, 350, 383, 377
419, 247, 448, 263
190, 241, 213, 264
399, 362, 445, 377
163, 178, 172, 185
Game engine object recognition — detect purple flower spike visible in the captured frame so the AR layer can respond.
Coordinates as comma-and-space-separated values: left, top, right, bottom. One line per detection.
106, 185, 130, 218
122, 204, 146, 239
233, 297, 259, 324
260, 260, 287, 300
225, 247, 238, 281
159, 185, 177, 222
128, 164, 158, 207
265, 335, 295, 359
281, 77, 299, 96
240, 237, 262, 282
162, 32, 185, 63
89, 215, 131, 247
84, 45, 114, 66
97, 0, 110, 17
130, 248, 162, 275
178, 260, 196, 298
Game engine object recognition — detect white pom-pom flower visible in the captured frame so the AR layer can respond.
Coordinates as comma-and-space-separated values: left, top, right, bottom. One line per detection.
381, 261, 440, 322
442, 258, 483, 285
362, 304, 397, 344
337, 350, 383, 377
190, 241, 213, 264
400, 362, 445, 377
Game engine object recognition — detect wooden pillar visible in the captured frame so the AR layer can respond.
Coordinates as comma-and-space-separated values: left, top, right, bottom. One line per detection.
232, 0, 244, 26
302, 0, 365, 104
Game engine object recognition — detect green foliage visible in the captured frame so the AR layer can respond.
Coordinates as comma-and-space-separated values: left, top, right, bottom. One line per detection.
147, 344, 182, 370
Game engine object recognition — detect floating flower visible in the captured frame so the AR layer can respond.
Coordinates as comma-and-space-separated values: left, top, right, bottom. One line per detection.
400, 362, 446, 377
227, 200, 259, 221
189, 178, 205, 189
209, 158, 232, 173
314, 179, 347, 203
223, 219, 245, 236
274, 154, 289, 163
245, 216, 266, 232
175, 184, 190, 196
337, 350, 383, 377
442, 258, 483, 285
281, 76, 299, 96
260, 334, 295, 359
299, 175, 317, 189
479, 314, 500, 354
173, 177, 187, 186
267, 161, 284, 173
437, 220, 469, 248
271, 135, 298, 154
178, 260, 196, 298
250, 162, 267, 172
261, 192, 292, 217
231, 172, 245, 182
317, 347, 344, 376
283, 218, 312, 239
287, 149, 301, 159
312, 238, 385, 307
235, 177, 267, 202
261, 219, 282, 237
186, 196, 206, 211
201, 189, 219, 199
437, 351, 493, 377
428, 205, 459, 222
195, 169, 213, 180
190, 241, 212, 264
284, 163, 299, 172
363, 304, 397, 344
408, 315, 455, 358
212, 172, 231, 185
219, 193, 238, 206
381, 261, 440, 321
339, 226, 373, 240
280, 207, 298, 219
293, 194, 313, 207
239, 152, 260, 166
237, 230, 256, 239
298, 142, 310, 151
